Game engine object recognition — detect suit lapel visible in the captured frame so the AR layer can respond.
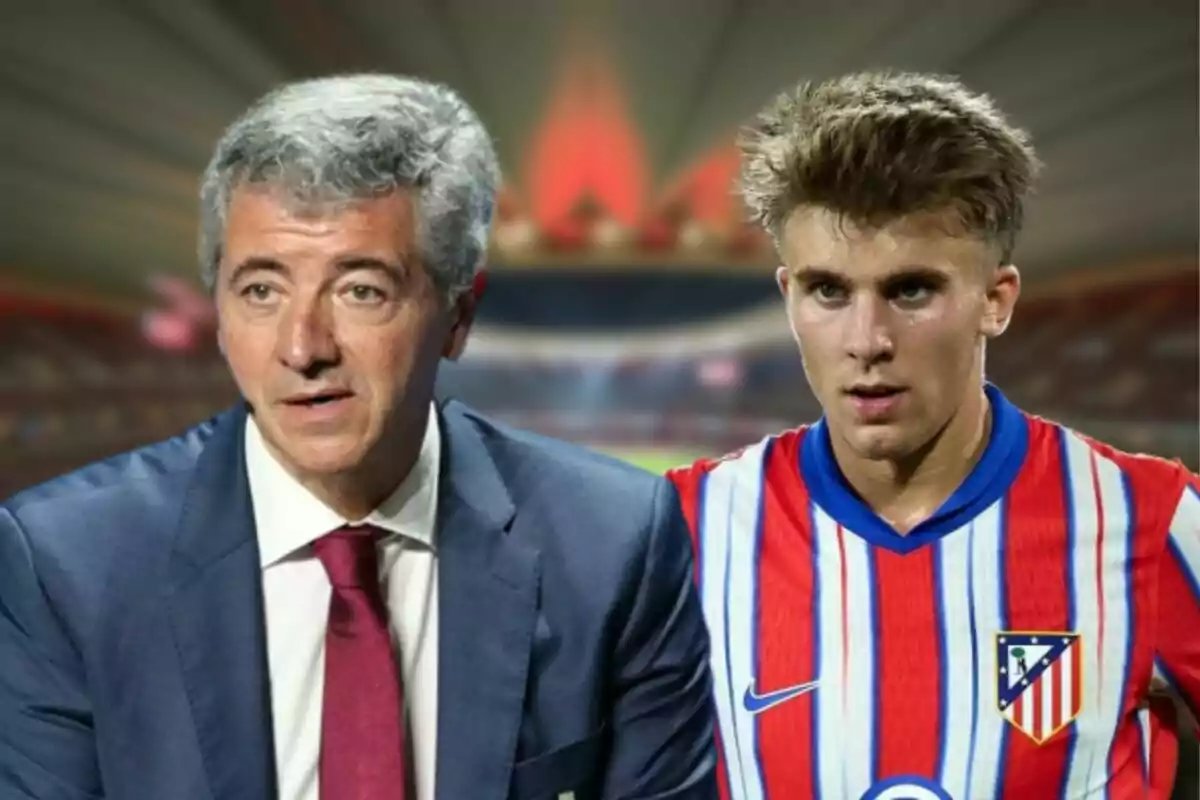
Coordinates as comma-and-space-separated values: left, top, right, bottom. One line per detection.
435, 402, 539, 800
167, 404, 277, 799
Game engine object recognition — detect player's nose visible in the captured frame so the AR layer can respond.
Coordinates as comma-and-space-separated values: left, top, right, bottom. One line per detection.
843, 295, 895, 363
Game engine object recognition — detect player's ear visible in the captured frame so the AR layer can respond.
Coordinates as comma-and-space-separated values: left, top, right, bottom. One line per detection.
775, 265, 791, 298
981, 263, 1020, 338
777, 266, 801, 333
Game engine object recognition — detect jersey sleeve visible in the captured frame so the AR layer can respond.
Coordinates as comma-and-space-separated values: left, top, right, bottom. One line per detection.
1153, 471, 1200, 723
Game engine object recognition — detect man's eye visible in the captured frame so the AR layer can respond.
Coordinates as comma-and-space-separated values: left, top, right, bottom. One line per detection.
241, 283, 275, 302
345, 284, 387, 303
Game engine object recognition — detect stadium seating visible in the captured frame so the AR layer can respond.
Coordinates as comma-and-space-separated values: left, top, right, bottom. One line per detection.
0, 302, 235, 497
443, 269, 1199, 461
0, 268, 1195, 497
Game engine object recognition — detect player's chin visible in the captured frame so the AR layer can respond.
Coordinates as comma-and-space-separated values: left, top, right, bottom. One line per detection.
845, 425, 918, 462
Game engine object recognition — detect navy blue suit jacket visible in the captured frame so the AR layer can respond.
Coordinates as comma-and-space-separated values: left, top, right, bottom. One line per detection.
0, 400, 717, 800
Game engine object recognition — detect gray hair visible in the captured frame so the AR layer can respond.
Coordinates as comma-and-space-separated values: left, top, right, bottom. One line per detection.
198, 73, 500, 296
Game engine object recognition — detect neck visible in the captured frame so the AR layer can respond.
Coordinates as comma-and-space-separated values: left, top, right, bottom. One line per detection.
302, 458, 416, 522
830, 384, 993, 533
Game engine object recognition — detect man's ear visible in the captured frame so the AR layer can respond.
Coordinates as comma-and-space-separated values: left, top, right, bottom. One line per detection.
981, 263, 1021, 338
442, 271, 486, 360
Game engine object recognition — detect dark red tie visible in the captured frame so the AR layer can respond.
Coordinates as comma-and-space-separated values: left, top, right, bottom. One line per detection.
312, 525, 408, 800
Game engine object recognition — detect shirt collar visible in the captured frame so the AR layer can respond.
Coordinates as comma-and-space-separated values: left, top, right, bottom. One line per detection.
245, 403, 441, 568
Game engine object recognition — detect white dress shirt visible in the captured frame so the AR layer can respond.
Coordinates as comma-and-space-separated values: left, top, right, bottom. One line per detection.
245, 405, 440, 800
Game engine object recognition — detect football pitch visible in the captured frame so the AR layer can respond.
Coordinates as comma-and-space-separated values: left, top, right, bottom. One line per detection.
601, 447, 708, 475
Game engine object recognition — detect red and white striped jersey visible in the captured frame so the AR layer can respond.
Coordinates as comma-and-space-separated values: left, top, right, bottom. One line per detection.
667, 386, 1200, 800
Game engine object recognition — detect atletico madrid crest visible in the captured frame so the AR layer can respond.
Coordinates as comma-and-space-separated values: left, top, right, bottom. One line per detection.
996, 632, 1082, 744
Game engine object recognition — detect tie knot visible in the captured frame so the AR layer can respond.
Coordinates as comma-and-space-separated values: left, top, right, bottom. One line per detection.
312, 525, 383, 589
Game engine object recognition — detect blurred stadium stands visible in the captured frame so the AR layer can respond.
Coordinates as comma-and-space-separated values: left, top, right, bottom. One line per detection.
0, 294, 234, 497
448, 267, 1200, 464
2, 266, 1194, 498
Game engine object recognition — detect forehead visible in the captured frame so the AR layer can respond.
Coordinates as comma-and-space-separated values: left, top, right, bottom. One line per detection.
780, 206, 994, 279
222, 186, 418, 260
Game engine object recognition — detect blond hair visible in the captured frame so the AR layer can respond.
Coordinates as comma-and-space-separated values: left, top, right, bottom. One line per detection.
739, 71, 1041, 262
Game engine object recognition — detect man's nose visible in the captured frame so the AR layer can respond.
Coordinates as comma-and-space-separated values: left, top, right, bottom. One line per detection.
275, 296, 339, 374
844, 294, 895, 364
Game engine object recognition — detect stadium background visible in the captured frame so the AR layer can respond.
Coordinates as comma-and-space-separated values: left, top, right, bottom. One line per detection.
1, 1, 1197, 795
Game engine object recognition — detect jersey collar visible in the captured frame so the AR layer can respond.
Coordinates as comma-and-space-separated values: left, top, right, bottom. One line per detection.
800, 383, 1029, 554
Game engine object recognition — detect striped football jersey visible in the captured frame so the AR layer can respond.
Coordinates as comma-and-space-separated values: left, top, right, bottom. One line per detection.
668, 386, 1199, 800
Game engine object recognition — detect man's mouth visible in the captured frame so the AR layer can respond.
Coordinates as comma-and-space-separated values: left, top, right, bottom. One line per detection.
282, 390, 354, 407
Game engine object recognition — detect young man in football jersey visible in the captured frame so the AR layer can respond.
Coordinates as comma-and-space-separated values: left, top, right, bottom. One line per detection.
668, 71, 1200, 800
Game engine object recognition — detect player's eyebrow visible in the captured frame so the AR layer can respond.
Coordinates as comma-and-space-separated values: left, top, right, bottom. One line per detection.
789, 264, 951, 286
879, 265, 951, 286
789, 266, 848, 284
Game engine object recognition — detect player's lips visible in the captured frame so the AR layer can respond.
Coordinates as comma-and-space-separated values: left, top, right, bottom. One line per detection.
843, 384, 907, 420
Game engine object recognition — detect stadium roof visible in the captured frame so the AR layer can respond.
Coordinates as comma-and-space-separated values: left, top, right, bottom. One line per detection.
2, 0, 1196, 298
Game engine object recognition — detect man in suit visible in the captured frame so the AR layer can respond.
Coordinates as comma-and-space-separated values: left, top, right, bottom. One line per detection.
0, 74, 717, 800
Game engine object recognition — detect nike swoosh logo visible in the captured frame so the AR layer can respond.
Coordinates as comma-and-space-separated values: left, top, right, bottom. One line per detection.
742, 679, 820, 714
